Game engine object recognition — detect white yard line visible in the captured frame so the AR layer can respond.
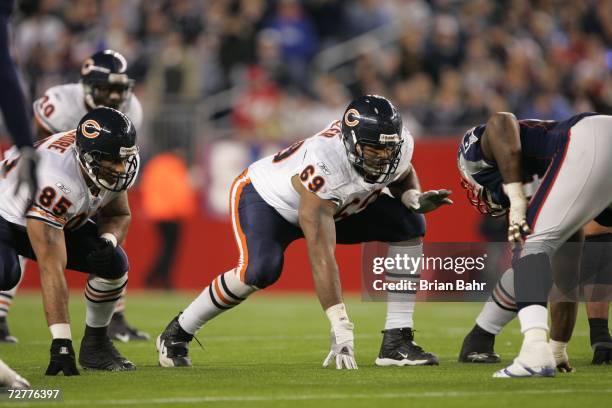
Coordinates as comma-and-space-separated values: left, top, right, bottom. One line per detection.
4, 389, 612, 407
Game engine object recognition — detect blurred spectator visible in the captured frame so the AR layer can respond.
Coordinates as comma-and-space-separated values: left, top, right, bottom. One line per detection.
141, 148, 197, 289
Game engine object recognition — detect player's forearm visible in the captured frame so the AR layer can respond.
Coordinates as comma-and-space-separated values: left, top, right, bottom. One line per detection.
309, 248, 343, 310
482, 112, 522, 183
39, 263, 70, 325
97, 214, 131, 245
389, 166, 420, 198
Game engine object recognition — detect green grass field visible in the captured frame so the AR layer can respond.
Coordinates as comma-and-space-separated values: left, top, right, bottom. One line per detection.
0, 291, 611, 407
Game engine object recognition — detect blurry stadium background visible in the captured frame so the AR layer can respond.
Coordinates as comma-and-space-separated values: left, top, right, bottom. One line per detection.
2, 0, 612, 291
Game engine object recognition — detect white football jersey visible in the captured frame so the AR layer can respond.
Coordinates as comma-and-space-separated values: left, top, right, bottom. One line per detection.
248, 120, 414, 225
0, 131, 137, 230
33, 83, 143, 134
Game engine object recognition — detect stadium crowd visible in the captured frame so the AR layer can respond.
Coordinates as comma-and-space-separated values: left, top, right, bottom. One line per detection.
5, 0, 612, 144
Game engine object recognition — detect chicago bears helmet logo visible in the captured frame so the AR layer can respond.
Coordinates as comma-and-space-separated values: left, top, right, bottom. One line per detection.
81, 119, 101, 139
344, 109, 360, 127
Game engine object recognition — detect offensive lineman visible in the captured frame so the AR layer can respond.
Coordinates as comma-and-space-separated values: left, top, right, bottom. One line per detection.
0, 49, 148, 343
456, 111, 612, 377
0, 107, 139, 374
157, 95, 453, 369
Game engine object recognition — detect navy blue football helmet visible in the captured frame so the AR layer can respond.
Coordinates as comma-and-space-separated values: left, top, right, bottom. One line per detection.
75, 107, 139, 192
341, 95, 403, 183
80, 50, 134, 110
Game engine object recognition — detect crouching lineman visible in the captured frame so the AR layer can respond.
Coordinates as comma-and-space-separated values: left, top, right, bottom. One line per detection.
0, 49, 147, 344
157, 95, 452, 369
456, 111, 612, 377
0, 107, 139, 374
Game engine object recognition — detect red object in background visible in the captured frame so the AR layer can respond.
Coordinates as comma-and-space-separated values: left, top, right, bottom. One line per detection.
20, 138, 484, 291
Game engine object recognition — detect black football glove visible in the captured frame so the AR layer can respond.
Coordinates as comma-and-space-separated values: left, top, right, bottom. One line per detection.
86, 237, 115, 275
592, 341, 612, 365
46, 338, 80, 376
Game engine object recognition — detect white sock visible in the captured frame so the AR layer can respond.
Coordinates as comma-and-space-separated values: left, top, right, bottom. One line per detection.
0, 286, 17, 318
518, 304, 549, 334
114, 294, 126, 314
549, 339, 568, 364
476, 268, 517, 334
179, 269, 256, 334
384, 241, 420, 330
84, 274, 128, 327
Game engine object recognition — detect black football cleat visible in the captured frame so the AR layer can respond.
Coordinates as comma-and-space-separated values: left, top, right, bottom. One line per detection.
458, 324, 501, 363
156, 315, 193, 367
0, 316, 17, 343
79, 332, 136, 371
375, 327, 439, 366
108, 312, 150, 342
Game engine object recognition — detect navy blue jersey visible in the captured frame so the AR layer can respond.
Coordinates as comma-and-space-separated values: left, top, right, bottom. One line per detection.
458, 112, 598, 208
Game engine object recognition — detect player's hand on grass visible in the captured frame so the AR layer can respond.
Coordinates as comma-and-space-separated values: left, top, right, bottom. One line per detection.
46, 339, 80, 376
503, 182, 531, 243
592, 341, 612, 365
402, 189, 453, 214
323, 320, 357, 370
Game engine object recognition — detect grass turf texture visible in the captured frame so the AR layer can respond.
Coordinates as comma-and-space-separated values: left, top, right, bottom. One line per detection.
1, 291, 611, 408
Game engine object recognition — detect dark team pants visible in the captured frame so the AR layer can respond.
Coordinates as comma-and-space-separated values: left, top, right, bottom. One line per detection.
230, 173, 425, 288
0, 216, 129, 291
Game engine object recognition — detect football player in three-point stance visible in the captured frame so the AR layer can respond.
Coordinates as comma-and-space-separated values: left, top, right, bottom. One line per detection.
0, 107, 140, 374
0, 49, 148, 344
456, 111, 612, 377
156, 95, 452, 369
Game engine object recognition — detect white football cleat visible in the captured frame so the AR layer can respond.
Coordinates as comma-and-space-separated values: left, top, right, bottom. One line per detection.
493, 340, 555, 378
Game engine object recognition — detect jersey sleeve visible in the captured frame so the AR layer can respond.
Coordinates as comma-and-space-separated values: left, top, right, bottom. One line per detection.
126, 96, 143, 132
25, 172, 81, 229
297, 141, 348, 206
32, 88, 71, 134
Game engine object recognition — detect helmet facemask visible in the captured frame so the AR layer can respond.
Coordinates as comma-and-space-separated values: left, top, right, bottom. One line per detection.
343, 130, 403, 184
83, 77, 133, 111
77, 145, 139, 192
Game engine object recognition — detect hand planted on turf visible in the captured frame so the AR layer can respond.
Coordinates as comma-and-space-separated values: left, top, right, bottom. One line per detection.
46, 339, 80, 376
322, 321, 357, 370
86, 237, 116, 275
402, 189, 453, 214
592, 341, 612, 365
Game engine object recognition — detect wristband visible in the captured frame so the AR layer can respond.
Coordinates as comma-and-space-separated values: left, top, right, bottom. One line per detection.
49, 323, 72, 340
325, 303, 350, 327
100, 233, 118, 248
502, 182, 526, 207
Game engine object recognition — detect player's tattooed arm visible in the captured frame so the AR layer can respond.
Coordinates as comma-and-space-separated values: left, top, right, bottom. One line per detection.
97, 191, 131, 245
480, 112, 522, 184
26, 219, 70, 326
292, 175, 343, 310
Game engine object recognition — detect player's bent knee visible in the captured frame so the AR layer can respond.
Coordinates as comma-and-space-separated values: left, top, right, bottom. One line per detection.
95, 246, 129, 280
0, 259, 22, 291
390, 212, 426, 242
243, 257, 283, 289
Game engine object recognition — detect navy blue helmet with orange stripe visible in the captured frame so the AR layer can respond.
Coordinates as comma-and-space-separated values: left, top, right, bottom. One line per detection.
75, 107, 139, 192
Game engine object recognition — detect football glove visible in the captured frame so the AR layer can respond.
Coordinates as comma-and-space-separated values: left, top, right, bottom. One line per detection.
86, 237, 116, 275
504, 182, 532, 242
14, 147, 39, 215
322, 320, 357, 370
592, 341, 612, 365
45, 338, 80, 376
402, 189, 453, 213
